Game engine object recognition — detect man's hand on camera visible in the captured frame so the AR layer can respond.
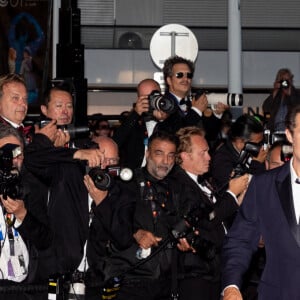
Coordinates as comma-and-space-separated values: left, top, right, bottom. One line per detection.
177, 237, 196, 253
73, 149, 104, 168
1, 195, 27, 222
213, 102, 229, 115
53, 129, 70, 147
252, 146, 267, 164
34, 119, 58, 142
134, 95, 149, 115
152, 109, 168, 121
228, 174, 249, 199
84, 174, 108, 205
192, 93, 208, 112
133, 229, 162, 249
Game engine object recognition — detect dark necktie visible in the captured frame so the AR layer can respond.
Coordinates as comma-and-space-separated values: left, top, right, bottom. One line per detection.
197, 175, 215, 204
179, 98, 191, 107
296, 178, 300, 184
197, 175, 204, 184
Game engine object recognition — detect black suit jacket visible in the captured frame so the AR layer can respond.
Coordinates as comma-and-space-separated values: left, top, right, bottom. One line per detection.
168, 165, 239, 282
24, 133, 89, 277
211, 140, 265, 192
222, 162, 300, 299
113, 108, 183, 169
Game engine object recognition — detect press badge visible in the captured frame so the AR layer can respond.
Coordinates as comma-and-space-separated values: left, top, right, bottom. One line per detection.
9, 254, 27, 278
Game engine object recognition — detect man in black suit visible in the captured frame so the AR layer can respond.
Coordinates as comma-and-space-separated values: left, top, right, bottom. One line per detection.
168, 126, 249, 300
211, 114, 266, 194
0, 73, 35, 144
221, 105, 300, 300
162, 55, 228, 145
113, 78, 182, 169
23, 83, 105, 298
0, 124, 52, 299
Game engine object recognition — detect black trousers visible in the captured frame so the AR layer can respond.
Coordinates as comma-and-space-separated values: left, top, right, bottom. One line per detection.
178, 277, 221, 300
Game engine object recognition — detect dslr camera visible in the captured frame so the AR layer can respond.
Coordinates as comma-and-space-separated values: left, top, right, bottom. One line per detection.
233, 142, 261, 177
263, 130, 293, 162
194, 89, 243, 107
280, 80, 290, 89
171, 203, 217, 260
0, 144, 23, 199
148, 90, 177, 114
40, 119, 90, 139
88, 166, 133, 191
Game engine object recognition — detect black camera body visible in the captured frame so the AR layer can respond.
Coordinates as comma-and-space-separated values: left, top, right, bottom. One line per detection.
280, 79, 290, 89
88, 166, 133, 191
263, 130, 293, 162
40, 119, 90, 139
0, 144, 23, 199
233, 142, 261, 177
148, 90, 177, 115
171, 203, 217, 260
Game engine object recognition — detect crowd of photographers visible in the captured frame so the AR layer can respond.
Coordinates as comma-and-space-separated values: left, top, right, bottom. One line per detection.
0, 59, 300, 300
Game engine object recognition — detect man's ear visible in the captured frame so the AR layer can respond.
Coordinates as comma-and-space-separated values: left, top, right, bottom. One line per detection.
285, 128, 293, 144
180, 151, 189, 162
166, 76, 172, 88
40, 105, 47, 117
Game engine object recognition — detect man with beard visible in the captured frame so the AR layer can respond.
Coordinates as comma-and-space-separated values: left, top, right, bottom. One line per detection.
86, 131, 186, 300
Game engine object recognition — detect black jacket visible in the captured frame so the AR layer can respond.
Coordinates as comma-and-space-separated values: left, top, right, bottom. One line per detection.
262, 86, 300, 132
168, 165, 239, 282
24, 133, 89, 277
211, 140, 265, 193
86, 168, 182, 284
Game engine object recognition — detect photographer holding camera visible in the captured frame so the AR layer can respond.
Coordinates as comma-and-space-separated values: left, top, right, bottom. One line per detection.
162, 55, 229, 147
113, 78, 182, 170
263, 68, 300, 133
23, 83, 107, 299
88, 131, 190, 300
0, 124, 52, 299
211, 114, 267, 194
168, 126, 248, 300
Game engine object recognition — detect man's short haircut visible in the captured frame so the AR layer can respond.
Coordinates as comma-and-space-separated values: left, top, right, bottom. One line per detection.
176, 126, 206, 164
148, 130, 179, 150
0, 123, 23, 146
286, 104, 300, 134
42, 79, 74, 107
162, 55, 195, 89
228, 114, 264, 142
136, 78, 160, 97
0, 74, 26, 99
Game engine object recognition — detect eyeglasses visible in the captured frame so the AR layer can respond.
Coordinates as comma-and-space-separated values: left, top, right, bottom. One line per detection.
174, 72, 193, 79
99, 125, 110, 130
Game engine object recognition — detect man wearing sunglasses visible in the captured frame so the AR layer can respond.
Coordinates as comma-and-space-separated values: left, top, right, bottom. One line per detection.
163, 55, 228, 146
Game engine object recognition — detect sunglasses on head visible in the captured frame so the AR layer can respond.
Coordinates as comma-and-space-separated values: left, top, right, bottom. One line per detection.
174, 72, 193, 79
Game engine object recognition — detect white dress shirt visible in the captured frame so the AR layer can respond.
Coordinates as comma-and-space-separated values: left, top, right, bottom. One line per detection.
289, 158, 300, 224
